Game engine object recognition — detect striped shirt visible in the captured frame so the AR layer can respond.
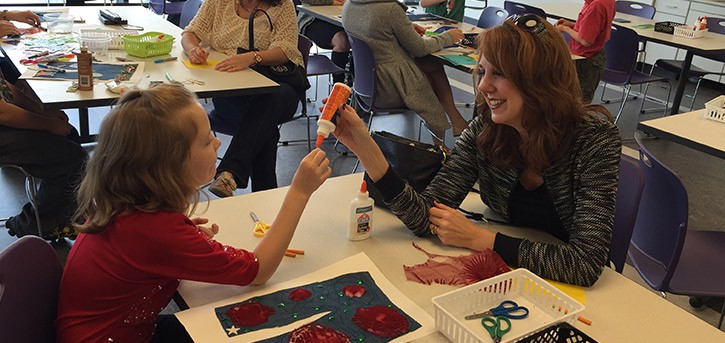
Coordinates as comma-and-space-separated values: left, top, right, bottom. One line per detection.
377, 113, 621, 286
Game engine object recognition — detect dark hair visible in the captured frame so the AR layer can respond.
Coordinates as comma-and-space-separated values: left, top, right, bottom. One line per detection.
73, 84, 202, 233
473, 16, 612, 173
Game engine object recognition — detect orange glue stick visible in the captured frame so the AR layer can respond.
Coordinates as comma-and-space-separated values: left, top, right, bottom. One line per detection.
316, 82, 351, 147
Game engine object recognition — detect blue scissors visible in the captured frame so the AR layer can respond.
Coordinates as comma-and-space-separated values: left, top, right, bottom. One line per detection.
482, 316, 511, 343
464, 300, 529, 320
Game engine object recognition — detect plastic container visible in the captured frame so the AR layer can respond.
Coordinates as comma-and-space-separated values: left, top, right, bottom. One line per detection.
654, 21, 681, 34
81, 33, 111, 56
704, 95, 725, 123
122, 31, 174, 58
348, 181, 373, 241
673, 25, 707, 39
432, 269, 585, 343
517, 322, 598, 343
43, 13, 74, 34
80, 29, 138, 50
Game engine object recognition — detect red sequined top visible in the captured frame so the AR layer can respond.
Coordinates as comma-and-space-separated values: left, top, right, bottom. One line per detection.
56, 211, 259, 343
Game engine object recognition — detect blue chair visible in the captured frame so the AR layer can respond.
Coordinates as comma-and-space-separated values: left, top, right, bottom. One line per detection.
615, 1, 655, 70
477, 6, 508, 29
0, 236, 63, 342
600, 24, 671, 123
629, 132, 725, 329
646, 17, 725, 111
503, 1, 546, 18
608, 155, 644, 273
178, 0, 203, 29
148, 0, 186, 18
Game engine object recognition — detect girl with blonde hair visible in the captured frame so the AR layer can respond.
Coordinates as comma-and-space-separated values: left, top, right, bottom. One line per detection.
56, 84, 331, 342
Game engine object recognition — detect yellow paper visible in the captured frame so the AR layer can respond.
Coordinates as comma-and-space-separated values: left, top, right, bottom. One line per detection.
548, 279, 586, 305
182, 59, 220, 69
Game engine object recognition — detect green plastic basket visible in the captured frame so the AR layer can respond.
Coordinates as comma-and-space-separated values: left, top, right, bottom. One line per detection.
122, 31, 174, 58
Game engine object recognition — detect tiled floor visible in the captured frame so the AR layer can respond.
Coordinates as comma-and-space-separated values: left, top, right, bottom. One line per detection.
1, 63, 723, 331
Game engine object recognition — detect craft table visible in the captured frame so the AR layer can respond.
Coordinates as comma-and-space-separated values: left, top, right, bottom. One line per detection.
0, 6, 279, 142
637, 109, 725, 159
176, 173, 725, 342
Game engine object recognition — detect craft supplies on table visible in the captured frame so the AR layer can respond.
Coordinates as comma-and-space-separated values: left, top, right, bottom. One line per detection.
122, 31, 173, 58
432, 269, 585, 343
80, 29, 138, 50
517, 322, 598, 343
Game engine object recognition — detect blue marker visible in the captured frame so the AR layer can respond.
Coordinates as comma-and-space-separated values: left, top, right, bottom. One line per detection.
154, 56, 178, 64
37, 63, 66, 73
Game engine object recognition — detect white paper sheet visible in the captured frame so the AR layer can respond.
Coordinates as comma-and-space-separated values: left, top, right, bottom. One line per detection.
175, 253, 436, 342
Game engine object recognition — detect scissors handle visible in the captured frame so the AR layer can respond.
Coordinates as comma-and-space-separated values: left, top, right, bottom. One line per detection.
481, 316, 511, 342
492, 300, 529, 319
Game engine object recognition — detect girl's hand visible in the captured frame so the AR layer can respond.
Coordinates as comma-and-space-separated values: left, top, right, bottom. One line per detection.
8, 11, 41, 27
191, 217, 220, 238
332, 0, 345, 5
290, 148, 331, 197
429, 201, 488, 250
216, 52, 255, 72
186, 46, 209, 64
329, 102, 370, 154
555, 18, 574, 28
446, 0, 455, 10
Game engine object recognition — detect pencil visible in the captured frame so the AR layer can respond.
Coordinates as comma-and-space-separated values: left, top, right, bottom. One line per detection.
286, 249, 305, 255
577, 315, 592, 325
284, 251, 296, 258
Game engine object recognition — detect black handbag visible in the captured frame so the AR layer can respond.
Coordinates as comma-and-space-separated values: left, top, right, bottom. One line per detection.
237, 9, 310, 93
363, 131, 447, 209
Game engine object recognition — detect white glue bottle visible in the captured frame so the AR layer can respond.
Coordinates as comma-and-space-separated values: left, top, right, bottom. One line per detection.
349, 180, 374, 241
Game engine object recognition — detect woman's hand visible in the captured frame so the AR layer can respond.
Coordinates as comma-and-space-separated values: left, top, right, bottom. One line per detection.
216, 52, 255, 72
186, 46, 209, 64
332, 0, 345, 5
290, 148, 331, 197
429, 201, 492, 251
0, 20, 19, 37
329, 102, 370, 154
8, 11, 41, 27
48, 119, 72, 137
412, 23, 427, 36
191, 217, 220, 238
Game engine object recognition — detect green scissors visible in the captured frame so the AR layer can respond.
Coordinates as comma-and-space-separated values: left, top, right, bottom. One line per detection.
482, 315, 511, 343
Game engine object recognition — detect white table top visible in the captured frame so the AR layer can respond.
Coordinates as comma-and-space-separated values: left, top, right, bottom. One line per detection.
1, 6, 278, 109
540, 3, 725, 54
637, 109, 725, 158
177, 173, 725, 342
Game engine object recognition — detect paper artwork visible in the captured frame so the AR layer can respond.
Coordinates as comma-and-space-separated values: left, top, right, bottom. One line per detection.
404, 242, 510, 286
20, 62, 145, 83
175, 253, 435, 343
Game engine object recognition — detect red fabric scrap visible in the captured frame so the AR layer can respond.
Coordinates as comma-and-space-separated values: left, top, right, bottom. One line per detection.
342, 285, 366, 298
403, 242, 510, 286
289, 288, 313, 301
225, 301, 275, 327
352, 305, 409, 338
288, 323, 351, 343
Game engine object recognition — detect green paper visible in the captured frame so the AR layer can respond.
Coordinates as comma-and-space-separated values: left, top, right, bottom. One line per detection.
440, 54, 477, 66
633, 24, 655, 29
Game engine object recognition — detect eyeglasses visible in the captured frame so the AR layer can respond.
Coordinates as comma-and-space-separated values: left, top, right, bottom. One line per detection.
507, 14, 546, 36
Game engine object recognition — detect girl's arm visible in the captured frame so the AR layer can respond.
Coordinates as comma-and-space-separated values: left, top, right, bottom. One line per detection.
251, 149, 331, 284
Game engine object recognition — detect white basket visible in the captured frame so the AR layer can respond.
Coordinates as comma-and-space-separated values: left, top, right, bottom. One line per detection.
80, 29, 139, 50
673, 25, 707, 39
432, 269, 585, 343
704, 95, 725, 123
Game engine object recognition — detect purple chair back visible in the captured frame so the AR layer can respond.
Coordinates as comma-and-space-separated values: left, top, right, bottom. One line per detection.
179, 0, 203, 29
149, 0, 186, 16
503, 1, 546, 18
615, 1, 656, 19
477, 7, 508, 29
603, 25, 639, 84
298, 34, 312, 68
609, 155, 644, 273
704, 17, 725, 62
628, 132, 689, 290
346, 32, 377, 112
0, 236, 62, 342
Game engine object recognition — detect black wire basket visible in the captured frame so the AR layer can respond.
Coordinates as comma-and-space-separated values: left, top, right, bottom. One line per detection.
517, 322, 598, 343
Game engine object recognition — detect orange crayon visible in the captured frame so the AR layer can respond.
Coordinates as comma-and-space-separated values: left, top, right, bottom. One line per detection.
577, 316, 592, 325
316, 83, 351, 147
286, 248, 305, 255
284, 251, 296, 258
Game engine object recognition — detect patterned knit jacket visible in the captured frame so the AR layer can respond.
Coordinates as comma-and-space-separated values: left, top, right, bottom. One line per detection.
381, 114, 621, 287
